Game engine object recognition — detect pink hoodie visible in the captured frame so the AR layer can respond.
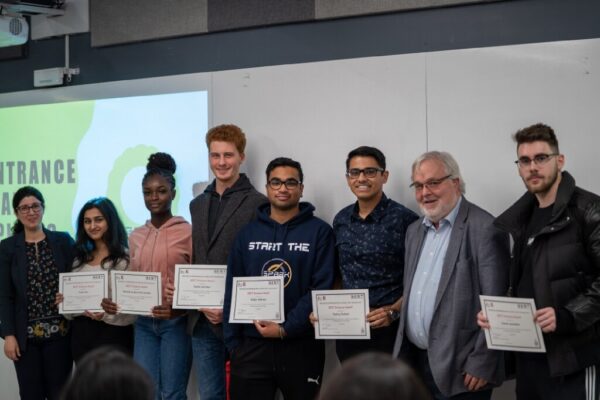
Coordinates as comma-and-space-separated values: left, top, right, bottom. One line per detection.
129, 216, 192, 304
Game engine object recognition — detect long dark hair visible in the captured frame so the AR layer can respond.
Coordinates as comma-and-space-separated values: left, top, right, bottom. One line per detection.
73, 197, 129, 269
12, 186, 45, 235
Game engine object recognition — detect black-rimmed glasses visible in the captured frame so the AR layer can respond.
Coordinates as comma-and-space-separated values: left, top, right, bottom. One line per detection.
268, 178, 301, 190
346, 167, 384, 179
515, 153, 558, 168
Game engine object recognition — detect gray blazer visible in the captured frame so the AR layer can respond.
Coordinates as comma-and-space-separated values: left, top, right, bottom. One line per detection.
393, 197, 509, 397
187, 175, 267, 334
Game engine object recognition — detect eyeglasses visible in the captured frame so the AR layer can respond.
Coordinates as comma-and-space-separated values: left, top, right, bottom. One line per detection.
16, 203, 43, 214
409, 175, 452, 191
515, 153, 558, 168
268, 178, 301, 190
346, 167, 384, 179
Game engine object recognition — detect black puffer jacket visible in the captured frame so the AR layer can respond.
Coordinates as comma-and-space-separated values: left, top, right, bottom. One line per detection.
495, 171, 600, 377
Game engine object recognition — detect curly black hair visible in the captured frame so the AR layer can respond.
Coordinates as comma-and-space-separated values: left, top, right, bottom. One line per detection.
142, 152, 177, 190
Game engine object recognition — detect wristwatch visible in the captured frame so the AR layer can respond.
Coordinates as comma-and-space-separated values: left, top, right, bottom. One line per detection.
388, 309, 400, 321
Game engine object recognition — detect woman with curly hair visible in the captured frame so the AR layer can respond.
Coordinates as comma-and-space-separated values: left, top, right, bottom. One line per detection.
102, 152, 193, 399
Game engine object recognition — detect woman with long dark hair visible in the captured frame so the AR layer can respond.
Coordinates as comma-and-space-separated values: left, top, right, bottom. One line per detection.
102, 153, 193, 399
0, 186, 74, 400
57, 197, 135, 362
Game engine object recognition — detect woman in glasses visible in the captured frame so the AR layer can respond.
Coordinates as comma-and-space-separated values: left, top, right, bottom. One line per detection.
102, 152, 193, 399
0, 186, 74, 400
56, 197, 135, 363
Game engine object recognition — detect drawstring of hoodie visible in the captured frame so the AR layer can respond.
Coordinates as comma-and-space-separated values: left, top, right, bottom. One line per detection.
138, 222, 154, 272
164, 226, 171, 303
140, 220, 171, 301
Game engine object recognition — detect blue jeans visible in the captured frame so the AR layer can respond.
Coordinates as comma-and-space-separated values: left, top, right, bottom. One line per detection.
134, 316, 192, 400
191, 319, 227, 400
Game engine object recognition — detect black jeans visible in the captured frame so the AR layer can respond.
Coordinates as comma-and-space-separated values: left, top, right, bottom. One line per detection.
14, 336, 73, 400
230, 337, 324, 400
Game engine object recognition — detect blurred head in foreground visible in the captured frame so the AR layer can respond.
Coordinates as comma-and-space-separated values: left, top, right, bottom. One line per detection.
318, 352, 431, 400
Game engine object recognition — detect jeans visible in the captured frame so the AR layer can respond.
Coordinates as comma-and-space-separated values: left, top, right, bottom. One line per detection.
134, 315, 192, 400
191, 319, 227, 400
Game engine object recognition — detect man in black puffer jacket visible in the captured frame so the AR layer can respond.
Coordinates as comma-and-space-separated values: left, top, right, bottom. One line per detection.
481, 123, 600, 400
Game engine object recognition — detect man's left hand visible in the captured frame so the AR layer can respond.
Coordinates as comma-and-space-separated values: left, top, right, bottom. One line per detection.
463, 373, 488, 391
367, 307, 393, 328
535, 307, 556, 333
254, 320, 281, 338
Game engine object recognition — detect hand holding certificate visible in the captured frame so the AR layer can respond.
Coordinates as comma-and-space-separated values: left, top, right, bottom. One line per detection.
480, 295, 546, 353
173, 264, 227, 309
229, 276, 284, 324
59, 271, 108, 314
311, 289, 370, 340
112, 271, 162, 315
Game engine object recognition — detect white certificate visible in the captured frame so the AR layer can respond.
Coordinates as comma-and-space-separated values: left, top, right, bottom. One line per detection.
111, 271, 162, 315
312, 289, 370, 340
480, 295, 546, 353
229, 276, 284, 323
173, 264, 227, 309
59, 271, 108, 314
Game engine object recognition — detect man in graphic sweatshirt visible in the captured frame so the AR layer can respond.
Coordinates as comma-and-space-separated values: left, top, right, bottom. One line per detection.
223, 157, 335, 400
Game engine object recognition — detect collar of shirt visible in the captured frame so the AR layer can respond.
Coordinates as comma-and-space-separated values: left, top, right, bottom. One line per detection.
350, 193, 389, 222
421, 196, 462, 230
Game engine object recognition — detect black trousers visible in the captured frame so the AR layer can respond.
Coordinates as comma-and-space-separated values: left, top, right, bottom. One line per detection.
229, 337, 325, 400
516, 353, 599, 400
14, 336, 73, 400
335, 319, 399, 363
70, 317, 134, 363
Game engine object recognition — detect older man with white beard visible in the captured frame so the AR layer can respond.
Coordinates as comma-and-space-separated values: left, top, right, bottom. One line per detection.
393, 151, 509, 400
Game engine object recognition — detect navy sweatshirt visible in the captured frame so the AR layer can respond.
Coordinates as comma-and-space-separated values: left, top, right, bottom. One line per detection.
223, 202, 335, 351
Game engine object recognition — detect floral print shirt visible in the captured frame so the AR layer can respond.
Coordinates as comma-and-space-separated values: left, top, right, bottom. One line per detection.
25, 238, 68, 340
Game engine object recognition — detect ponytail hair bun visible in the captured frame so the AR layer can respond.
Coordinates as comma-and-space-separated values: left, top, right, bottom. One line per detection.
142, 152, 177, 190
146, 152, 176, 175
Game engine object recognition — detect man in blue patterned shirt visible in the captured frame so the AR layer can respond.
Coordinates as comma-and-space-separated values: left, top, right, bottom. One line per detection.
333, 146, 418, 362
